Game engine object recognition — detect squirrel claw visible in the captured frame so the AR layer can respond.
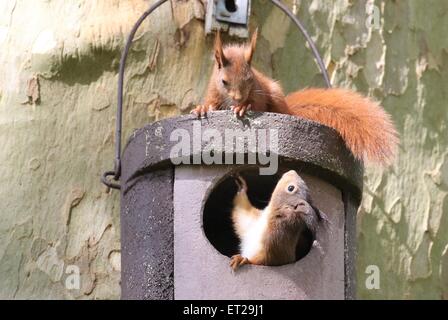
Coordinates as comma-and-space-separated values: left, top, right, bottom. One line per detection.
191, 105, 203, 118
232, 104, 251, 117
234, 174, 248, 192
192, 105, 214, 118
230, 254, 249, 271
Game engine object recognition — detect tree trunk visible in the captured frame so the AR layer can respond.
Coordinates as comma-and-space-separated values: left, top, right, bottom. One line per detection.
0, 0, 446, 299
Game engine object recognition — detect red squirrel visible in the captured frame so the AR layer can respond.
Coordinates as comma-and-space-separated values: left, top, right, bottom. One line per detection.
193, 30, 399, 165
230, 171, 326, 270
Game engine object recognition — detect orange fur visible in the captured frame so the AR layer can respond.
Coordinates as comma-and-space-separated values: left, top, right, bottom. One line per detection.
283, 88, 399, 165
231, 172, 314, 270
198, 31, 399, 166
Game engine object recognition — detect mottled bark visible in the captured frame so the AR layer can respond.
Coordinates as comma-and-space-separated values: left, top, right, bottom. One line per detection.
0, 0, 446, 299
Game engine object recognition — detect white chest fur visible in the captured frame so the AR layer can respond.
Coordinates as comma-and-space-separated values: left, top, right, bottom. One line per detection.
240, 208, 269, 259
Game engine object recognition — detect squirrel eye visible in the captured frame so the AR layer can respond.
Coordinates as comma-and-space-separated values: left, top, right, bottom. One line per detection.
222, 79, 229, 86
287, 185, 295, 192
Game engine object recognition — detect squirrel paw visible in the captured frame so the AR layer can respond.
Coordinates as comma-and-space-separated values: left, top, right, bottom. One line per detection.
191, 104, 215, 118
234, 174, 248, 193
231, 104, 251, 117
230, 254, 249, 271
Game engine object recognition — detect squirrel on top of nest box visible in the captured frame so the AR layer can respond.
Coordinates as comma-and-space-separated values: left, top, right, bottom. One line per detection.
192, 29, 399, 166
230, 170, 327, 271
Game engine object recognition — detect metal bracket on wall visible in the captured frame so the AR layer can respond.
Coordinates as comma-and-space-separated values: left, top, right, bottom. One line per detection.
215, 0, 250, 24
205, 0, 251, 38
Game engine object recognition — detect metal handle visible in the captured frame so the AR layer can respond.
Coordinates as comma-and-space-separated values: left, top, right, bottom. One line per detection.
101, 0, 331, 190
270, 0, 332, 88
102, 0, 169, 189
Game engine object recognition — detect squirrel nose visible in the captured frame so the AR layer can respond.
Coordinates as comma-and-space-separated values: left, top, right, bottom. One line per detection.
294, 200, 307, 210
232, 92, 242, 102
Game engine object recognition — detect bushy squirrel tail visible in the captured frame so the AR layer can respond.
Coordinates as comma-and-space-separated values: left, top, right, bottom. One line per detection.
284, 88, 399, 165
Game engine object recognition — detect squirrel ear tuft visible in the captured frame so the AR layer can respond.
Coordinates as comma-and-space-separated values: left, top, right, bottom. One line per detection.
214, 31, 229, 68
244, 28, 258, 64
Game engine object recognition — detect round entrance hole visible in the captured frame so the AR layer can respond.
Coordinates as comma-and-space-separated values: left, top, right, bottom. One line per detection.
203, 167, 315, 264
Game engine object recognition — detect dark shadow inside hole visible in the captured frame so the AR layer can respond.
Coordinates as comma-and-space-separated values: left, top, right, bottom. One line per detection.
203, 167, 314, 263
225, 0, 238, 13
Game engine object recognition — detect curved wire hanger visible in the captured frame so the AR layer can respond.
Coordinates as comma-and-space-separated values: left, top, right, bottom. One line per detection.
101, 0, 331, 190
